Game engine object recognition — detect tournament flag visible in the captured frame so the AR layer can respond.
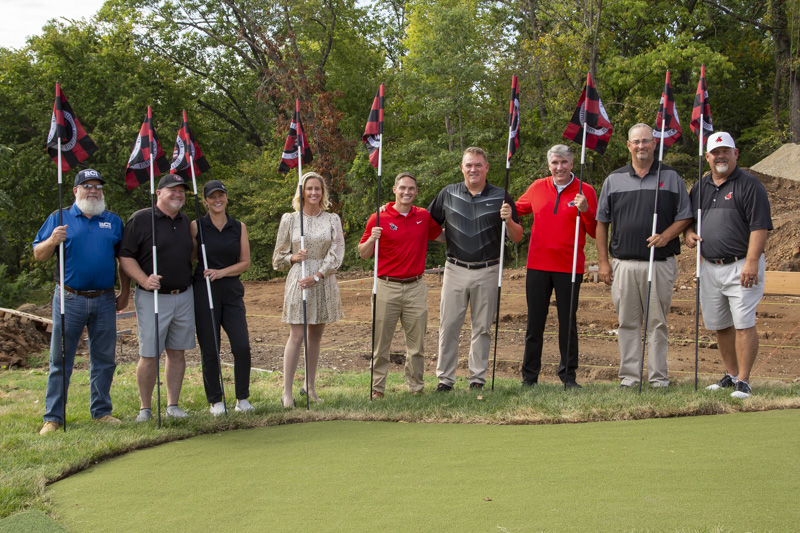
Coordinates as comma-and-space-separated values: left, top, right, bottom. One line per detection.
125, 106, 170, 190
170, 110, 210, 179
363, 84, 384, 168
46, 82, 98, 171
278, 100, 313, 174
690, 65, 713, 145
562, 73, 613, 154
507, 75, 520, 160
653, 70, 683, 149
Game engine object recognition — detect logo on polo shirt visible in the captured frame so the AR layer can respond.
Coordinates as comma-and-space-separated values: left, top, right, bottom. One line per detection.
98, 222, 112, 229
725, 192, 732, 200
389, 223, 398, 231
568, 200, 576, 207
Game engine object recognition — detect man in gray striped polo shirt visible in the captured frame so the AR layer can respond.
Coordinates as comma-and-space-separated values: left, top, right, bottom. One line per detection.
596, 124, 693, 388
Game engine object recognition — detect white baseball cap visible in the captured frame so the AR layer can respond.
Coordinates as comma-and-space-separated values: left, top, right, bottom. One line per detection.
707, 131, 736, 152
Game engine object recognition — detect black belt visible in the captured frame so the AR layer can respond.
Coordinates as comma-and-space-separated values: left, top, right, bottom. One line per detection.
140, 286, 189, 295
62, 285, 113, 298
446, 258, 500, 270
378, 274, 423, 284
707, 257, 742, 265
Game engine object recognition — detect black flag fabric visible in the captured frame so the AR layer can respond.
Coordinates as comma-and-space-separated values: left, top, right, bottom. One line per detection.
125, 106, 170, 190
46, 82, 98, 171
690, 65, 713, 146
170, 110, 211, 180
653, 70, 683, 150
507, 75, 520, 160
363, 84, 384, 169
278, 100, 313, 174
562, 72, 613, 154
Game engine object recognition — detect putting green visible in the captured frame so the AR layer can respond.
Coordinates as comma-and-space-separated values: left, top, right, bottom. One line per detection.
49, 410, 800, 532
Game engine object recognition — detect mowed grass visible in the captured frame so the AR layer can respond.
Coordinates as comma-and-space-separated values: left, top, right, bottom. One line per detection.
1, 363, 799, 527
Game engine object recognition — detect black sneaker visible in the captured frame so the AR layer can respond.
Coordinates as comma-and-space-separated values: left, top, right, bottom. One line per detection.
435, 383, 453, 392
469, 382, 483, 390
731, 380, 752, 399
563, 381, 582, 389
706, 374, 736, 391
521, 381, 537, 388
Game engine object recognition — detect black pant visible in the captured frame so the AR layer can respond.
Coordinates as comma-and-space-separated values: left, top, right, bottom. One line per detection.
193, 276, 251, 402
522, 269, 581, 383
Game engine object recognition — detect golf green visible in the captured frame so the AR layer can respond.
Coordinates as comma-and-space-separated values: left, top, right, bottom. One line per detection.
49, 410, 800, 532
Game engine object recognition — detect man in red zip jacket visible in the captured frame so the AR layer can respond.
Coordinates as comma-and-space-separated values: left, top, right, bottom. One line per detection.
514, 144, 597, 388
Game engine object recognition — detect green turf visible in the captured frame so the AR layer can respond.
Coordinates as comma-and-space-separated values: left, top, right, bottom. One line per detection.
0, 510, 67, 533
48, 410, 800, 532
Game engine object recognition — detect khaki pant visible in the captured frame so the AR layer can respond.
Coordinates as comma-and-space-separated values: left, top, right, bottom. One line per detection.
437, 262, 499, 387
611, 257, 677, 386
371, 278, 428, 393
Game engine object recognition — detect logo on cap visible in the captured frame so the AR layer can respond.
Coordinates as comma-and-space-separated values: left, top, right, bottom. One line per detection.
83, 170, 100, 178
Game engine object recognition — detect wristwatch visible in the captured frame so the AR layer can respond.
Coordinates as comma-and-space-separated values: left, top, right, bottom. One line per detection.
313, 275, 320, 283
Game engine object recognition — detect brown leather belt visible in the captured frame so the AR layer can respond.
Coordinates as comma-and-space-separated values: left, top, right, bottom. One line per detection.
63, 286, 113, 298
378, 274, 423, 284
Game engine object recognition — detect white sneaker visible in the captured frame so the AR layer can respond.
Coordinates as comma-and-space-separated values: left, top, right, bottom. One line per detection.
235, 399, 255, 413
165, 405, 188, 419
136, 408, 152, 423
209, 402, 226, 416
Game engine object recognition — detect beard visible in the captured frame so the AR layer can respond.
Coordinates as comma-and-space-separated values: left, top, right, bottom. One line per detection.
714, 161, 730, 174
76, 196, 106, 217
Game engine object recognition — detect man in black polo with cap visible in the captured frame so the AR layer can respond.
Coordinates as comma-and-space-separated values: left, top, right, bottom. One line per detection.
120, 174, 195, 421
34, 169, 130, 434
685, 131, 772, 399
428, 146, 522, 391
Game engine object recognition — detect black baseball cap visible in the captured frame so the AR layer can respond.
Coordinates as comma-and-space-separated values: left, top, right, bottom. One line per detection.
203, 180, 227, 197
157, 174, 191, 190
74, 169, 105, 187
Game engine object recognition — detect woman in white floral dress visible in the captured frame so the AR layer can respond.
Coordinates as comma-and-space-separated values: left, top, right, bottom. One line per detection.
272, 172, 345, 408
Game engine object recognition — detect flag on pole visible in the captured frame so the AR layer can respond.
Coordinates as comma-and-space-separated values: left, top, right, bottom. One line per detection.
363, 84, 384, 168
653, 70, 683, 150
690, 65, 713, 146
278, 100, 313, 174
507, 75, 520, 159
562, 73, 613, 154
170, 110, 210, 179
46, 83, 98, 171
125, 106, 170, 190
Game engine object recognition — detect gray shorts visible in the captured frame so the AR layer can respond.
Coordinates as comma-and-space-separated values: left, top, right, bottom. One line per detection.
134, 288, 196, 357
700, 255, 765, 330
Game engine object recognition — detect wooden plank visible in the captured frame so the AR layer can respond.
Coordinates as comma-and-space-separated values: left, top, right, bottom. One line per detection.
764, 271, 800, 296
0, 307, 52, 326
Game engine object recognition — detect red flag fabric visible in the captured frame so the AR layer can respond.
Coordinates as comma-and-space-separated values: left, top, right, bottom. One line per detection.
46, 83, 98, 171
278, 100, 313, 174
562, 72, 613, 154
170, 110, 210, 180
507, 75, 520, 160
362, 84, 384, 168
653, 70, 683, 150
125, 106, 170, 190
690, 65, 713, 146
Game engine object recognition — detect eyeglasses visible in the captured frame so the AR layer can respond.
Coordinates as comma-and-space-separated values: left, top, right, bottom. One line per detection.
79, 184, 104, 191
629, 139, 654, 146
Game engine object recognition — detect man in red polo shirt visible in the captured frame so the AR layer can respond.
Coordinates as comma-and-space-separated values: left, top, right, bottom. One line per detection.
359, 172, 442, 397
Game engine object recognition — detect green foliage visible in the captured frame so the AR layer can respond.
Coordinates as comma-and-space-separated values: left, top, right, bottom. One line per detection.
0, 265, 37, 308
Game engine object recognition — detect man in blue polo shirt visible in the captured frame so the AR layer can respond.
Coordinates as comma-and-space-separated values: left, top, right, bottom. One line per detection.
685, 132, 772, 399
33, 169, 130, 435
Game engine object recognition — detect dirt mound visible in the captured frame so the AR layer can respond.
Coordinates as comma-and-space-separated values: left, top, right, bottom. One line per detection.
0, 310, 51, 369
750, 143, 800, 181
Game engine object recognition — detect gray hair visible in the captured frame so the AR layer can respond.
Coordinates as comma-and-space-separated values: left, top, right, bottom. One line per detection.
628, 123, 653, 140
547, 144, 574, 162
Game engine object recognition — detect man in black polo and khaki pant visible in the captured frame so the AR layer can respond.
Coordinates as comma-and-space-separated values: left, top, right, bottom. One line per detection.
685, 132, 772, 399
427, 147, 522, 391
120, 174, 195, 421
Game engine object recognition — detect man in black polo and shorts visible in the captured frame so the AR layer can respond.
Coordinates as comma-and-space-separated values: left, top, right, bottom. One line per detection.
685, 132, 772, 399
120, 174, 195, 421
427, 147, 522, 390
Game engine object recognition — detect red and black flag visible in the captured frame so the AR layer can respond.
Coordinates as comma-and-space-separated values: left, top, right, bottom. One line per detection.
690, 65, 713, 146
46, 82, 98, 171
562, 72, 613, 154
653, 70, 683, 150
363, 84, 384, 169
278, 100, 313, 174
170, 110, 210, 180
507, 75, 520, 160
125, 106, 170, 190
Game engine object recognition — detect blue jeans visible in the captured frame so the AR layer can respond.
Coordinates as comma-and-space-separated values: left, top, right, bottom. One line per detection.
44, 286, 117, 423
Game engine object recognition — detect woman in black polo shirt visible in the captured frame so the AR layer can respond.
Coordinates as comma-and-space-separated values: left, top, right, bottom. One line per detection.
191, 180, 253, 415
